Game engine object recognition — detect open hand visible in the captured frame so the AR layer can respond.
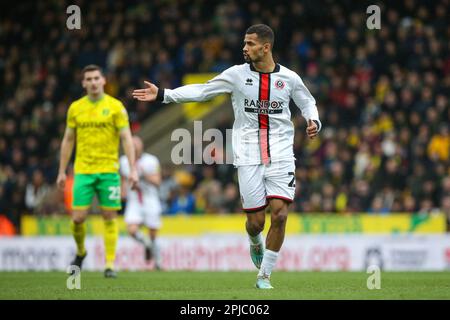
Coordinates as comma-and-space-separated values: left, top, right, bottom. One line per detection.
132, 81, 159, 102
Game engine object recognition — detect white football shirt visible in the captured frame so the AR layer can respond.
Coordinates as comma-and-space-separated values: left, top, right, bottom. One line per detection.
119, 153, 161, 204
159, 63, 321, 166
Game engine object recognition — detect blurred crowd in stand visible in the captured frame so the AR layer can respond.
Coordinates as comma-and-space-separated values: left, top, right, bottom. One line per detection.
0, 0, 449, 232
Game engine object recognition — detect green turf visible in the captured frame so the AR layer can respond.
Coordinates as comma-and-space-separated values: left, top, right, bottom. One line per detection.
0, 271, 449, 300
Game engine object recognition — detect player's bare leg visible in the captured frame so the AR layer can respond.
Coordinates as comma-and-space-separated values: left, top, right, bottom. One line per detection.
127, 224, 153, 262
149, 228, 162, 270
102, 210, 119, 278
265, 199, 289, 251
245, 210, 266, 269
70, 210, 88, 272
256, 198, 289, 289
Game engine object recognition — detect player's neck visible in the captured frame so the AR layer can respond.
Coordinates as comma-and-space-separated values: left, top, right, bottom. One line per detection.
252, 57, 276, 73
87, 92, 105, 102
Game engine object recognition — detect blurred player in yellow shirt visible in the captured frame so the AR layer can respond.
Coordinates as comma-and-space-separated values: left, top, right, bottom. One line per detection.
57, 65, 138, 278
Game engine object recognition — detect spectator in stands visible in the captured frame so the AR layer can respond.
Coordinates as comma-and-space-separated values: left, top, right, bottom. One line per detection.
159, 167, 179, 214
221, 183, 241, 213
167, 184, 196, 215
194, 166, 223, 214
167, 170, 196, 215
0, 0, 448, 231
428, 124, 450, 163
441, 196, 450, 231
25, 169, 50, 212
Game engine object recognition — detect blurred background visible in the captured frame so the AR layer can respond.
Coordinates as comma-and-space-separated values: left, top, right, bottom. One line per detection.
0, 0, 449, 271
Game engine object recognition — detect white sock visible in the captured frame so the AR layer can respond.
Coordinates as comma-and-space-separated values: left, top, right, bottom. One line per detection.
152, 238, 161, 267
248, 232, 263, 246
132, 231, 151, 247
258, 249, 278, 278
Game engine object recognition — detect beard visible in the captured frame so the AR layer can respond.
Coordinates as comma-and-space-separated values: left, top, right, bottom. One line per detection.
244, 51, 264, 64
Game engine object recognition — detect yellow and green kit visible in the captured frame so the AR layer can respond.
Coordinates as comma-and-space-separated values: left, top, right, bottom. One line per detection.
67, 94, 129, 211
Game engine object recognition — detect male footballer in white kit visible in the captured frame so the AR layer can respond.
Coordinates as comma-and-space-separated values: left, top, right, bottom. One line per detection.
120, 136, 163, 270
132, 24, 321, 288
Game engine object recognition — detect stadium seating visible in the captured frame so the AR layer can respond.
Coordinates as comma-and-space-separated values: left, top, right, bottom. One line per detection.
0, 0, 449, 233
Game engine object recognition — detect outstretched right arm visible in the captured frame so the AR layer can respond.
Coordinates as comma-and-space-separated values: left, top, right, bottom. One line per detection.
132, 67, 235, 104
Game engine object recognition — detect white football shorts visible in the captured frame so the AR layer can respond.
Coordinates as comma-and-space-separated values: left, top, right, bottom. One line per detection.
237, 160, 296, 212
124, 199, 162, 229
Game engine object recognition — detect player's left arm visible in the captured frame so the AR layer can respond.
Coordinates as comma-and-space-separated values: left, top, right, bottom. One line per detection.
120, 127, 139, 190
115, 105, 138, 190
291, 73, 322, 139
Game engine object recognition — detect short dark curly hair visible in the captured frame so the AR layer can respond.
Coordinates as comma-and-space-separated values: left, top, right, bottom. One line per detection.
246, 24, 274, 48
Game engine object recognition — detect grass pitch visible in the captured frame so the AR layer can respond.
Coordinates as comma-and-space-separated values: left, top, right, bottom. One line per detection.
0, 271, 449, 300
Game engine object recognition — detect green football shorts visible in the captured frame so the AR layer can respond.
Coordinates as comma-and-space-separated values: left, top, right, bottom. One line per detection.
72, 173, 121, 211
